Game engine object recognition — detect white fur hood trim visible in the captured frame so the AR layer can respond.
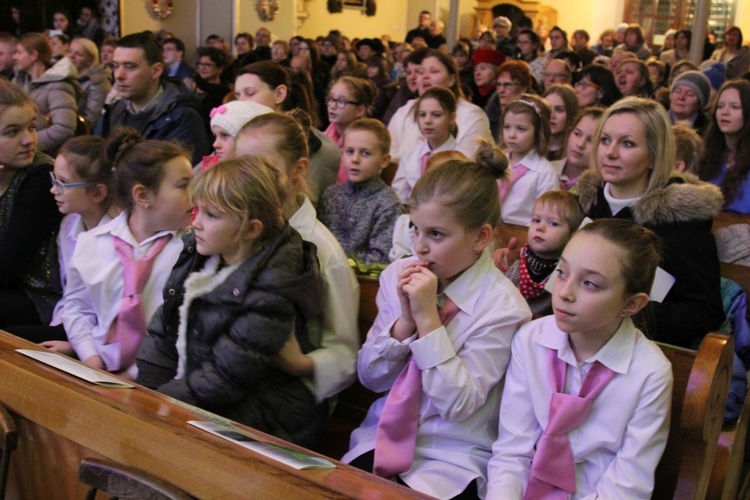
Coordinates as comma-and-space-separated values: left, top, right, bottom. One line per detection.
175, 255, 241, 379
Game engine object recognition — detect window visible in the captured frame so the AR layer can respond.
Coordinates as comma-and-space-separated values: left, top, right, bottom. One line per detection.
625, 0, 736, 44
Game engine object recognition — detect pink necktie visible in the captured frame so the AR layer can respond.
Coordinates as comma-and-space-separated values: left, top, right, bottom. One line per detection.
560, 176, 577, 191
419, 151, 431, 174
499, 164, 530, 202
523, 350, 617, 499
105, 234, 171, 371
372, 297, 461, 479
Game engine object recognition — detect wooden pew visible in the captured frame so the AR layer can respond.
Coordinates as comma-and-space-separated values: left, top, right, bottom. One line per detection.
709, 211, 750, 499
707, 258, 750, 499
712, 210, 750, 233
492, 223, 529, 267
654, 333, 734, 499
0, 331, 428, 499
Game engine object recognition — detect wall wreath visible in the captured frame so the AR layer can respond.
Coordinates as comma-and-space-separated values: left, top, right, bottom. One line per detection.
257, 0, 280, 21
150, 0, 174, 20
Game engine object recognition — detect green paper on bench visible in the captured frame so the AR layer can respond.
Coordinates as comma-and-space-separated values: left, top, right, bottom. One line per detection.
189, 420, 336, 470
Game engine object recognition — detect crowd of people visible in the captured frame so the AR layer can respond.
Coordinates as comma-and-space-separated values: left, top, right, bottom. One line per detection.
0, 5, 749, 499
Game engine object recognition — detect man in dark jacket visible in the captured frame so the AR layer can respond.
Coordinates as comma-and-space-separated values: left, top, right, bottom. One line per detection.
94, 31, 210, 165
162, 37, 195, 81
405, 11, 432, 45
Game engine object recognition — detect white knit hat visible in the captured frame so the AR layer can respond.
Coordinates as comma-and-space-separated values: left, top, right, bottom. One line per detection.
209, 100, 274, 137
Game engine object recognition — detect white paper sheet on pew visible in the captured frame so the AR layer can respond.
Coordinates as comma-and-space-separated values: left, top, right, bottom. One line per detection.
189, 420, 336, 470
16, 349, 134, 387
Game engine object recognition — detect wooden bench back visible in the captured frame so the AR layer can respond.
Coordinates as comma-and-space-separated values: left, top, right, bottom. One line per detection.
653, 333, 734, 499
492, 223, 529, 267
712, 211, 750, 233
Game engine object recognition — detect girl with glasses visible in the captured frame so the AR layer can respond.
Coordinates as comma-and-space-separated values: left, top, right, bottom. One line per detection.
574, 64, 622, 108
8, 136, 117, 344
324, 76, 376, 182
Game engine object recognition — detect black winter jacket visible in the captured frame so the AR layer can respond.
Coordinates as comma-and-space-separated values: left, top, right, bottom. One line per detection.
94, 79, 210, 165
136, 225, 327, 448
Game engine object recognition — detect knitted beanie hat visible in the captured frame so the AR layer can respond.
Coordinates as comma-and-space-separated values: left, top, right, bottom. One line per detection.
209, 101, 274, 137
671, 71, 711, 110
493, 16, 511, 29
700, 60, 727, 91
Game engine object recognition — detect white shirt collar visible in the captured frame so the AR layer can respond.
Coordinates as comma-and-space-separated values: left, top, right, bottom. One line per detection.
441, 249, 494, 316
603, 182, 640, 215
535, 316, 638, 374
65, 212, 114, 241
509, 150, 546, 171
417, 135, 457, 154
93, 210, 179, 248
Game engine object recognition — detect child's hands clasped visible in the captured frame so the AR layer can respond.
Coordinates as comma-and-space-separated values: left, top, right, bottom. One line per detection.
392, 260, 442, 340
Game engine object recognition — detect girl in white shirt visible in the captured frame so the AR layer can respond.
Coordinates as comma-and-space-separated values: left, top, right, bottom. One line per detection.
392, 87, 464, 204
235, 111, 360, 405
500, 94, 560, 225
62, 128, 194, 378
342, 154, 531, 499
487, 219, 673, 499
10, 136, 118, 345
388, 49, 492, 163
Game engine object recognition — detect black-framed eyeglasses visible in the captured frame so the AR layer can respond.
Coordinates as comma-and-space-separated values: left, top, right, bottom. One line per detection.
495, 81, 518, 90
326, 96, 360, 108
50, 172, 95, 191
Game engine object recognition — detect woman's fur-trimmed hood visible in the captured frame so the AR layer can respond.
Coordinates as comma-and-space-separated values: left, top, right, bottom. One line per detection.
576, 169, 724, 226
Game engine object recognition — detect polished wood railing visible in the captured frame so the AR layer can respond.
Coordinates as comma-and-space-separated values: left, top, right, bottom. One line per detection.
0, 331, 427, 499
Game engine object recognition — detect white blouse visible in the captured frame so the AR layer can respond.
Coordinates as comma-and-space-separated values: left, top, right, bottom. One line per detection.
50, 212, 113, 326
342, 250, 531, 499
501, 150, 560, 225
289, 195, 360, 402
487, 315, 673, 499
391, 135, 470, 205
62, 211, 184, 373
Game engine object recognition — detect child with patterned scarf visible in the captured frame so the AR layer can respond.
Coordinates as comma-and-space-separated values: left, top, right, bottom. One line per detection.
504, 190, 584, 316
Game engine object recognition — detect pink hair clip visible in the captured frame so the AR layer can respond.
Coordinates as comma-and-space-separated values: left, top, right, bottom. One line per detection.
210, 105, 227, 118
517, 99, 541, 116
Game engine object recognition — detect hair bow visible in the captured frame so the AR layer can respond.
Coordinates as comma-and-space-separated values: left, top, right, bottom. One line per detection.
210, 105, 228, 118
517, 99, 541, 116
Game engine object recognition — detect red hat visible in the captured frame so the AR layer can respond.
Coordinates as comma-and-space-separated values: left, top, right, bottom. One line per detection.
471, 48, 506, 67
